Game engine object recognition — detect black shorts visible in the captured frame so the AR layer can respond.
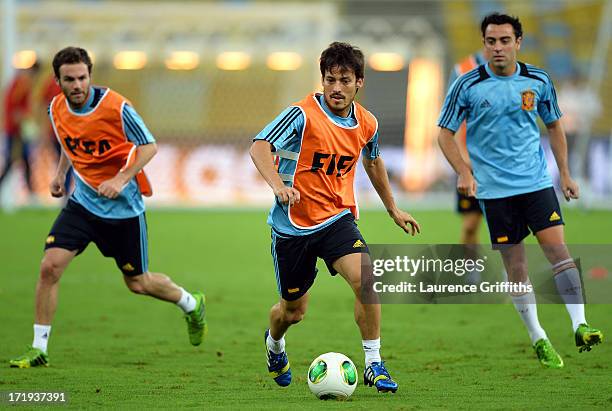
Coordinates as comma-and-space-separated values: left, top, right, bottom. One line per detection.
271, 213, 368, 301
456, 190, 482, 214
44, 199, 149, 276
480, 187, 564, 248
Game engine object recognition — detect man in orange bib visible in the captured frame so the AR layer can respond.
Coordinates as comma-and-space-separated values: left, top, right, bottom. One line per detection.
0, 61, 40, 199
9, 47, 206, 369
251, 42, 420, 393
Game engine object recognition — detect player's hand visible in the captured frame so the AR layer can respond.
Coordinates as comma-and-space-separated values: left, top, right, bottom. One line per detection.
273, 185, 301, 206
98, 174, 128, 199
457, 172, 477, 197
560, 174, 579, 201
389, 208, 421, 236
49, 175, 66, 198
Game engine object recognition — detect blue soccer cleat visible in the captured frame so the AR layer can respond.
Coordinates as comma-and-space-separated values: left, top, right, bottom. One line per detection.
364, 361, 398, 393
264, 329, 291, 387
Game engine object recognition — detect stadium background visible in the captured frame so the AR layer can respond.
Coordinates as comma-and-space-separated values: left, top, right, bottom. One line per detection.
1, 1, 611, 409
0, 0, 610, 209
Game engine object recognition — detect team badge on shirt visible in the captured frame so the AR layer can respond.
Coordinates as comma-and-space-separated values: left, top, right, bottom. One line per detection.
521, 90, 535, 111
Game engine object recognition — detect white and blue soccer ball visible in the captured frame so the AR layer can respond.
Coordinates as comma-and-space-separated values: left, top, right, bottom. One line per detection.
307, 352, 358, 400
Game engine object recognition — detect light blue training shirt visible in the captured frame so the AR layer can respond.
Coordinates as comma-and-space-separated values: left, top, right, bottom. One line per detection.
438, 62, 562, 199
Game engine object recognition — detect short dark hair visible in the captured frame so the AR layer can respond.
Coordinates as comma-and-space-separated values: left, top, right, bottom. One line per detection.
320, 42, 365, 80
52, 47, 93, 78
481, 13, 523, 39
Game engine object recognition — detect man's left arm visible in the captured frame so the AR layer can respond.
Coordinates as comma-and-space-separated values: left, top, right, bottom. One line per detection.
546, 120, 579, 201
362, 155, 420, 235
98, 104, 156, 199
539, 74, 577, 201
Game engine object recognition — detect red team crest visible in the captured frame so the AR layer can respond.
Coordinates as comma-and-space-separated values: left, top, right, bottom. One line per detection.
521, 90, 535, 111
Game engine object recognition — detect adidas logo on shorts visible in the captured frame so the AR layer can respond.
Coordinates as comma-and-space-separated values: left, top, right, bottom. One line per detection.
353, 240, 365, 248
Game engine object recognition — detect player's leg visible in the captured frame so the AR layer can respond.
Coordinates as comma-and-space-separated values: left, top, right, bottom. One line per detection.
534, 225, 603, 352
0, 136, 15, 187
318, 214, 397, 392
461, 208, 483, 284
318, 218, 380, 342
332, 252, 397, 392
526, 187, 603, 352
21, 139, 34, 195
264, 231, 316, 387
499, 243, 545, 339
499, 242, 563, 368
266, 294, 308, 380
482, 196, 562, 368
269, 293, 309, 339
10, 201, 88, 368
462, 211, 482, 244
123, 272, 181, 302
8, 248, 78, 368
36, 248, 78, 325
332, 253, 380, 341
97, 211, 206, 346
122, 271, 207, 346
458, 190, 483, 245
265, 294, 308, 387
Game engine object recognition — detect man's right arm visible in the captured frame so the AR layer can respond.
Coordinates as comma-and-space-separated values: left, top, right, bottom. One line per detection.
437, 127, 476, 197
50, 149, 71, 198
47, 101, 69, 197
249, 141, 300, 206
250, 106, 304, 206
437, 74, 476, 196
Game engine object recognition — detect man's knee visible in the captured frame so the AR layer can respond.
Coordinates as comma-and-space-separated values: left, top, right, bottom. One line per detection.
39, 256, 64, 284
341, 271, 363, 297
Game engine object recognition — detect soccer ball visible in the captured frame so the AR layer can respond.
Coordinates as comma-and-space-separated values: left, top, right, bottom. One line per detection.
307, 352, 358, 400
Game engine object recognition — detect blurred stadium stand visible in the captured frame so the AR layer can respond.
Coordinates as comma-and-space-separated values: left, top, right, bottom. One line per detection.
0, 0, 610, 208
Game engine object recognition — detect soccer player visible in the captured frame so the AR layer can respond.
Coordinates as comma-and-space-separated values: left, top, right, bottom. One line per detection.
437, 13, 603, 368
9, 47, 206, 368
448, 50, 489, 246
0, 62, 40, 199
250, 42, 420, 392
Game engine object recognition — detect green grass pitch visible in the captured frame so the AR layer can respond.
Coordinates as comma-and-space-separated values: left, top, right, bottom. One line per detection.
1, 208, 611, 409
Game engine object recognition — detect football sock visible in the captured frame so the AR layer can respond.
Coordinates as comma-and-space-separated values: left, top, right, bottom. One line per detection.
266, 332, 286, 354
511, 287, 547, 344
362, 338, 381, 366
176, 288, 197, 313
553, 261, 586, 331
33, 324, 51, 353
